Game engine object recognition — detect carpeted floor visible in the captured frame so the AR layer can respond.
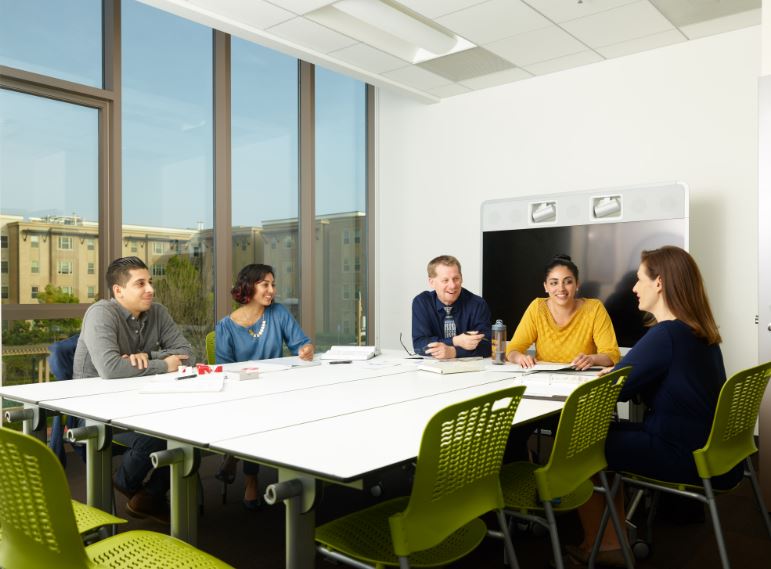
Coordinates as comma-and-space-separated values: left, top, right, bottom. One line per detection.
64, 447, 771, 569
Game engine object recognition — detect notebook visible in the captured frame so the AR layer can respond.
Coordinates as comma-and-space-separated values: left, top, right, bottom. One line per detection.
320, 346, 379, 361
417, 359, 486, 374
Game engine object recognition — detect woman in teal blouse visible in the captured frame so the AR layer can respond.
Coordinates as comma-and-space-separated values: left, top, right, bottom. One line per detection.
214, 263, 314, 508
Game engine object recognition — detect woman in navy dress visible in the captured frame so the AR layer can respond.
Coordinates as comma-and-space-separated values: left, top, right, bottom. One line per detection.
214, 263, 314, 509
569, 246, 742, 566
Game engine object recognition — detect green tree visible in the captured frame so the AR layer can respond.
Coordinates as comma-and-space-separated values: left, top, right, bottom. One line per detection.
153, 255, 213, 363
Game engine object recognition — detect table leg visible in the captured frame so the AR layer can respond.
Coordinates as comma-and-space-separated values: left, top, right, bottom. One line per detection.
153, 442, 199, 545
22, 403, 47, 444
84, 420, 113, 511
277, 468, 318, 569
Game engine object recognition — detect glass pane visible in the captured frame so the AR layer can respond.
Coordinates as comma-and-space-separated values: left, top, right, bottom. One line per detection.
231, 39, 299, 319
0, 0, 102, 87
315, 68, 367, 350
2, 318, 82, 395
0, 89, 100, 305
122, 1, 213, 362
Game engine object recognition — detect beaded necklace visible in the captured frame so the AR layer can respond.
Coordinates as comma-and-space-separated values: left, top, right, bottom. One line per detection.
248, 316, 267, 340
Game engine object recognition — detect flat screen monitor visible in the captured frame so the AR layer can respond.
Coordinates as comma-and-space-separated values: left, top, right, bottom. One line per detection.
482, 219, 686, 349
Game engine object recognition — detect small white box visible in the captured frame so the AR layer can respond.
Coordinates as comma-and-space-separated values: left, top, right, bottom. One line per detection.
225, 367, 260, 381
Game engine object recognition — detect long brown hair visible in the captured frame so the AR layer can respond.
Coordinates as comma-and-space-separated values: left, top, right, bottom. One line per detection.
640, 246, 721, 344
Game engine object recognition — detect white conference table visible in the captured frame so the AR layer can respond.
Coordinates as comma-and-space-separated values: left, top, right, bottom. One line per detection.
0, 354, 589, 569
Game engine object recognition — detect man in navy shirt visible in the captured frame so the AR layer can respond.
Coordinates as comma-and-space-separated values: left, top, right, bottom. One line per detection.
412, 255, 492, 359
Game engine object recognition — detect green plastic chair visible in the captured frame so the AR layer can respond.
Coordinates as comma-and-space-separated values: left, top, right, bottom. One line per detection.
206, 331, 216, 365
316, 385, 527, 569
0, 426, 234, 569
500, 367, 634, 569
616, 361, 771, 569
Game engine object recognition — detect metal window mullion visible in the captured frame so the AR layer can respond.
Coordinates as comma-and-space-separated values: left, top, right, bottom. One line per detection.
102, 0, 122, 277
365, 84, 376, 346
213, 30, 232, 322
298, 61, 315, 340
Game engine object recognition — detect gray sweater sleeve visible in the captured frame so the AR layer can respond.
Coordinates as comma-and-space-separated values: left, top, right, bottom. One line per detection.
78, 302, 190, 379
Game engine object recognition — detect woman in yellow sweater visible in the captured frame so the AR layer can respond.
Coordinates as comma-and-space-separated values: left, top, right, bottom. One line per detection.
506, 254, 621, 370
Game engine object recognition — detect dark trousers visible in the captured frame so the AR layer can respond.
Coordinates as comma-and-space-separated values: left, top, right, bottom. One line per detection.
113, 431, 169, 498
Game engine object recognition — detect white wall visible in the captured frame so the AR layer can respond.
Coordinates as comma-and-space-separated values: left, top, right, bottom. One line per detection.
376, 26, 760, 375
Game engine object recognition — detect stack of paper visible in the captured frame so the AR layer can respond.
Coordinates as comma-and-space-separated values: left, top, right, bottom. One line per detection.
321, 346, 379, 361
417, 359, 486, 374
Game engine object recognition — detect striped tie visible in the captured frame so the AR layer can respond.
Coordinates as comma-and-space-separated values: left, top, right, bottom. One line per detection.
443, 306, 456, 338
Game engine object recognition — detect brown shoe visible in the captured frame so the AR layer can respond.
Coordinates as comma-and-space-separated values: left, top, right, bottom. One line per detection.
126, 489, 170, 524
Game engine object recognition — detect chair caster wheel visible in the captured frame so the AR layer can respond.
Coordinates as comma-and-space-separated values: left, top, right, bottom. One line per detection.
632, 539, 651, 560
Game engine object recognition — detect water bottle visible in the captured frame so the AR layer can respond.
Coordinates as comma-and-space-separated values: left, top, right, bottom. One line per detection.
491, 319, 507, 365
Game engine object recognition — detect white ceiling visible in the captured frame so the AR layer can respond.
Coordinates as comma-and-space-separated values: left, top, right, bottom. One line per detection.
139, 0, 761, 103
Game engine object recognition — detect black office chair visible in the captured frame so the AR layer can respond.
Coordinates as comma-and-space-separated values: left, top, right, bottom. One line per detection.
48, 333, 86, 467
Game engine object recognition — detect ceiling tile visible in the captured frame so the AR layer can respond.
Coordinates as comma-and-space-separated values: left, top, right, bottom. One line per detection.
523, 0, 638, 23
649, 0, 760, 27
597, 29, 685, 59
396, 0, 488, 19
381, 65, 452, 90
436, 0, 552, 45
329, 43, 407, 73
267, 17, 358, 53
266, 0, 336, 15
458, 67, 532, 90
187, 0, 294, 29
427, 83, 472, 98
562, 1, 675, 48
680, 8, 761, 40
485, 24, 588, 66
521, 50, 604, 76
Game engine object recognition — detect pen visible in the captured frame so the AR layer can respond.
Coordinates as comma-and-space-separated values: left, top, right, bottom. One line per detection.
176, 373, 197, 380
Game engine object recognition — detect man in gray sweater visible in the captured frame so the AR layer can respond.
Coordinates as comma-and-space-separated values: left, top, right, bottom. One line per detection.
74, 256, 192, 522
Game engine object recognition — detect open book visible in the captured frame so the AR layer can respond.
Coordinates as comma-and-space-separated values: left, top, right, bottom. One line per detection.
320, 346, 379, 361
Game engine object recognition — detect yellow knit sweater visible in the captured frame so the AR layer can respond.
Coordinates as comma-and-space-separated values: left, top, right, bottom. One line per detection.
505, 298, 621, 364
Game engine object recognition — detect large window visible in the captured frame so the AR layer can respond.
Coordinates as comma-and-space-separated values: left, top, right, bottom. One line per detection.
1, 1, 372, 391
315, 68, 367, 349
231, 39, 299, 319
0, 89, 99, 307
0, 0, 102, 87
122, 1, 214, 362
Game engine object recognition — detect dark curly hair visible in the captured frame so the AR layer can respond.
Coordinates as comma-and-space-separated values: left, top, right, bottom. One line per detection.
231, 264, 274, 305
543, 254, 579, 282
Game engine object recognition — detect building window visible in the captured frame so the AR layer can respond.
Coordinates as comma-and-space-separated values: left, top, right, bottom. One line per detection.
88, 262, 95, 275
152, 264, 166, 277
271, 238, 277, 250
1, 236, 7, 248
87, 238, 95, 250
61, 286, 73, 295
1, 261, 7, 273
31, 286, 39, 299
284, 237, 293, 249
153, 242, 164, 255
343, 258, 350, 272
355, 229, 361, 244
284, 262, 292, 274
57, 260, 73, 275
130, 242, 137, 253
87, 286, 96, 298
342, 284, 351, 301
1, 286, 7, 299
343, 230, 350, 245
31, 260, 39, 274
354, 256, 360, 272
30, 235, 39, 248
58, 236, 73, 250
